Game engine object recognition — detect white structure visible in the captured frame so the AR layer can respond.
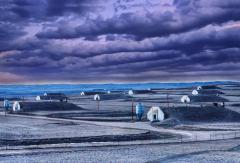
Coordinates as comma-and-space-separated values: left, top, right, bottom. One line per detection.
197, 86, 202, 90
192, 90, 199, 96
80, 92, 85, 96
147, 106, 165, 122
3, 100, 10, 108
44, 93, 48, 96
181, 95, 191, 103
13, 101, 21, 112
94, 94, 101, 101
107, 91, 111, 94
128, 90, 134, 95
36, 96, 41, 101
136, 103, 144, 114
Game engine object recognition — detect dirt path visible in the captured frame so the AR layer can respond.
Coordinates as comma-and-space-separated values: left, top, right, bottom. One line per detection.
1, 112, 238, 144
0, 112, 192, 137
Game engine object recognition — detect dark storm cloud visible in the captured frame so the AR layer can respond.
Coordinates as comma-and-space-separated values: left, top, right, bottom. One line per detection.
42, 25, 240, 59
46, 0, 100, 17
37, 0, 240, 40
0, 0, 46, 21
0, 22, 25, 40
85, 50, 183, 68
0, 0, 100, 22
0, 21, 28, 52
0, 0, 240, 83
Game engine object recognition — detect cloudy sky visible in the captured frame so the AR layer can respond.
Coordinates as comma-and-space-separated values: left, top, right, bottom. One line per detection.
0, 0, 240, 84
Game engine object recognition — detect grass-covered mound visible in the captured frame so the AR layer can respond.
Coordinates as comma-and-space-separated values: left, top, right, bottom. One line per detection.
162, 106, 240, 123
13, 102, 83, 112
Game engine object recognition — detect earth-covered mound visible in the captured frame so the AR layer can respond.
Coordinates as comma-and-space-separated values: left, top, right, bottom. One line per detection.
12, 102, 84, 112
162, 106, 240, 123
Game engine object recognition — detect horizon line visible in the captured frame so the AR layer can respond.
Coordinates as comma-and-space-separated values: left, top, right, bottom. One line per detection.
0, 80, 238, 86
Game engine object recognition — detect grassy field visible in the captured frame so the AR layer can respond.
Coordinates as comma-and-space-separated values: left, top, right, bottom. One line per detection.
0, 83, 240, 162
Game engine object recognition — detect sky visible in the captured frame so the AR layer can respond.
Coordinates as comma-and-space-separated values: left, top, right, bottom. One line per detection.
0, 0, 240, 84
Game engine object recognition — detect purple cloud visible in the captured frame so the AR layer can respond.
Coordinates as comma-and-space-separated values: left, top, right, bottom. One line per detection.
0, 0, 240, 83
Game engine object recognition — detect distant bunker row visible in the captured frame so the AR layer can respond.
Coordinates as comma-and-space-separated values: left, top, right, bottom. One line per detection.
8, 101, 240, 124
93, 93, 131, 101
80, 89, 154, 97
192, 89, 224, 96
36, 93, 68, 102
160, 85, 238, 123
181, 95, 228, 106
4, 84, 239, 124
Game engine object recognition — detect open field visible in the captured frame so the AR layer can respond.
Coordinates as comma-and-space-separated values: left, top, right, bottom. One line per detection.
1, 138, 240, 163
0, 83, 240, 162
